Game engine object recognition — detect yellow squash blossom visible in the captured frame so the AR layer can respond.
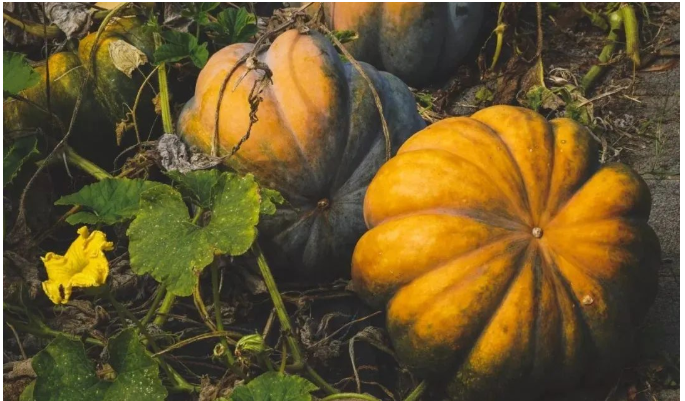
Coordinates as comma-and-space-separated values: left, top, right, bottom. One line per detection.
41, 226, 114, 304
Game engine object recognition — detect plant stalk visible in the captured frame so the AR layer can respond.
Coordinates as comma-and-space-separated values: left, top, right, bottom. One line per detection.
152, 291, 176, 328
153, 32, 174, 134
210, 260, 246, 379
581, 9, 624, 92
143, 285, 167, 327
403, 381, 427, 401
63, 146, 112, 180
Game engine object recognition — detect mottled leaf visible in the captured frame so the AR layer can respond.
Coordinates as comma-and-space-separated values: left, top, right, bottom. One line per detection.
229, 372, 317, 401
127, 173, 260, 296
167, 169, 221, 209
31, 329, 166, 401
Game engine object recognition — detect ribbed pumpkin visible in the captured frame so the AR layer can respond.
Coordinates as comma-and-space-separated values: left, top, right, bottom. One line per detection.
78, 16, 155, 129
352, 106, 660, 400
178, 29, 425, 280
3, 52, 107, 158
314, 2, 484, 87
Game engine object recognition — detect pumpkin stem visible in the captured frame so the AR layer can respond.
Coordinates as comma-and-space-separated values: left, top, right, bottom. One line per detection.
532, 227, 543, 238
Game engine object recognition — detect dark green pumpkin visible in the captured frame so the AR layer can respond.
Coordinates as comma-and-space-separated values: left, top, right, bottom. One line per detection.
178, 29, 425, 280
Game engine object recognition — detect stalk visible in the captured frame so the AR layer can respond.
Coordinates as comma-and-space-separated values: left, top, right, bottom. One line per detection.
153, 33, 174, 134
581, 10, 624, 92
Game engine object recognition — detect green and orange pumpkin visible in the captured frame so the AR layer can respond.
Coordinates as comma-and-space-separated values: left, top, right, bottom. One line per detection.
178, 29, 425, 280
352, 106, 660, 400
311, 2, 484, 87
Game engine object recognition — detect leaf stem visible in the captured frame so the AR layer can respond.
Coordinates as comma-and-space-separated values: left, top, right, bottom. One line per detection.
403, 381, 427, 401
581, 9, 624, 92
253, 242, 339, 395
253, 242, 303, 369
5, 316, 104, 346
63, 146, 112, 180
152, 291, 176, 328
621, 3, 641, 67
142, 285, 167, 327
211, 260, 246, 379
319, 393, 381, 401
153, 32, 174, 134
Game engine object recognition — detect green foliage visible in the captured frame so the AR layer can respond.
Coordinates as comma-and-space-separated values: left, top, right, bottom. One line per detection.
153, 31, 208, 68
228, 372, 318, 401
30, 329, 167, 401
3, 51, 40, 98
415, 92, 434, 111
3, 135, 38, 187
55, 178, 161, 225
167, 169, 221, 209
327, 29, 359, 44
127, 173, 260, 296
259, 187, 284, 215
182, 2, 220, 26
474, 86, 494, 105
206, 8, 258, 47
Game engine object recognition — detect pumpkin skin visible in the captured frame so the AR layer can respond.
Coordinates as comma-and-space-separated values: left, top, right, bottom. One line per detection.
352, 106, 660, 400
3, 52, 108, 158
78, 17, 155, 129
178, 29, 425, 280
316, 2, 484, 87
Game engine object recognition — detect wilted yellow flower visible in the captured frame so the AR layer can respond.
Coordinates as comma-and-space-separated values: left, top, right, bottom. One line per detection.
41, 226, 114, 304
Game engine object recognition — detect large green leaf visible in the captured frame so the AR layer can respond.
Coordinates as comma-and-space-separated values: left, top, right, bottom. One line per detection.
3, 135, 38, 187
55, 178, 161, 225
229, 372, 318, 401
153, 31, 208, 68
127, 173, 260, 296
31, 329, 166, 401
206, 8, 258, 46
167, 169, 221, 209
3, 51, 40, 97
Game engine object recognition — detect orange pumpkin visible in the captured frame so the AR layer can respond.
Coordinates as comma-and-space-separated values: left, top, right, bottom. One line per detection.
178, 29, 425, 280
314, 3, 484, 87
352, 106, 660, 400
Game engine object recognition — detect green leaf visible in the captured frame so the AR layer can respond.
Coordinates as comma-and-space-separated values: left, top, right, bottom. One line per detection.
31, 329, 166, 401
3, 135, 38, 187
229, 372, 317, 401
327, 29, 358, 45
3, 51, 40, 97
167, 169, 221, 209
259, 188, 284, 215
182, 2, 220, 26
474, 86, 494, 105
206, 8, 258, 46
103, 329, 168, 401
153, 31, 208, 68
127, 173, 260, 296
19, 380, 35, 401
55, 178, 161, 225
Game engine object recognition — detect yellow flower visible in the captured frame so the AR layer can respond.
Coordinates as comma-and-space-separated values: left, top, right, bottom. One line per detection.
41, 226, 114, 304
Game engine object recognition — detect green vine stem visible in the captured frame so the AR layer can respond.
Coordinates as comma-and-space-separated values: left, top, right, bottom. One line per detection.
63, 146, 112, 180
5, 315, 104, 347
403, 381, 427, 401
142, 285, 167, 326
581, 9, 623, 92
253, 242, 339, 394
152, 291, 176, 328
489, 3, 507, 70
319, 394, 381, 401
253, 242, 303, 369
621, 4, 641, 67
211, 260, 247, 380
153, 32, 174, 134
